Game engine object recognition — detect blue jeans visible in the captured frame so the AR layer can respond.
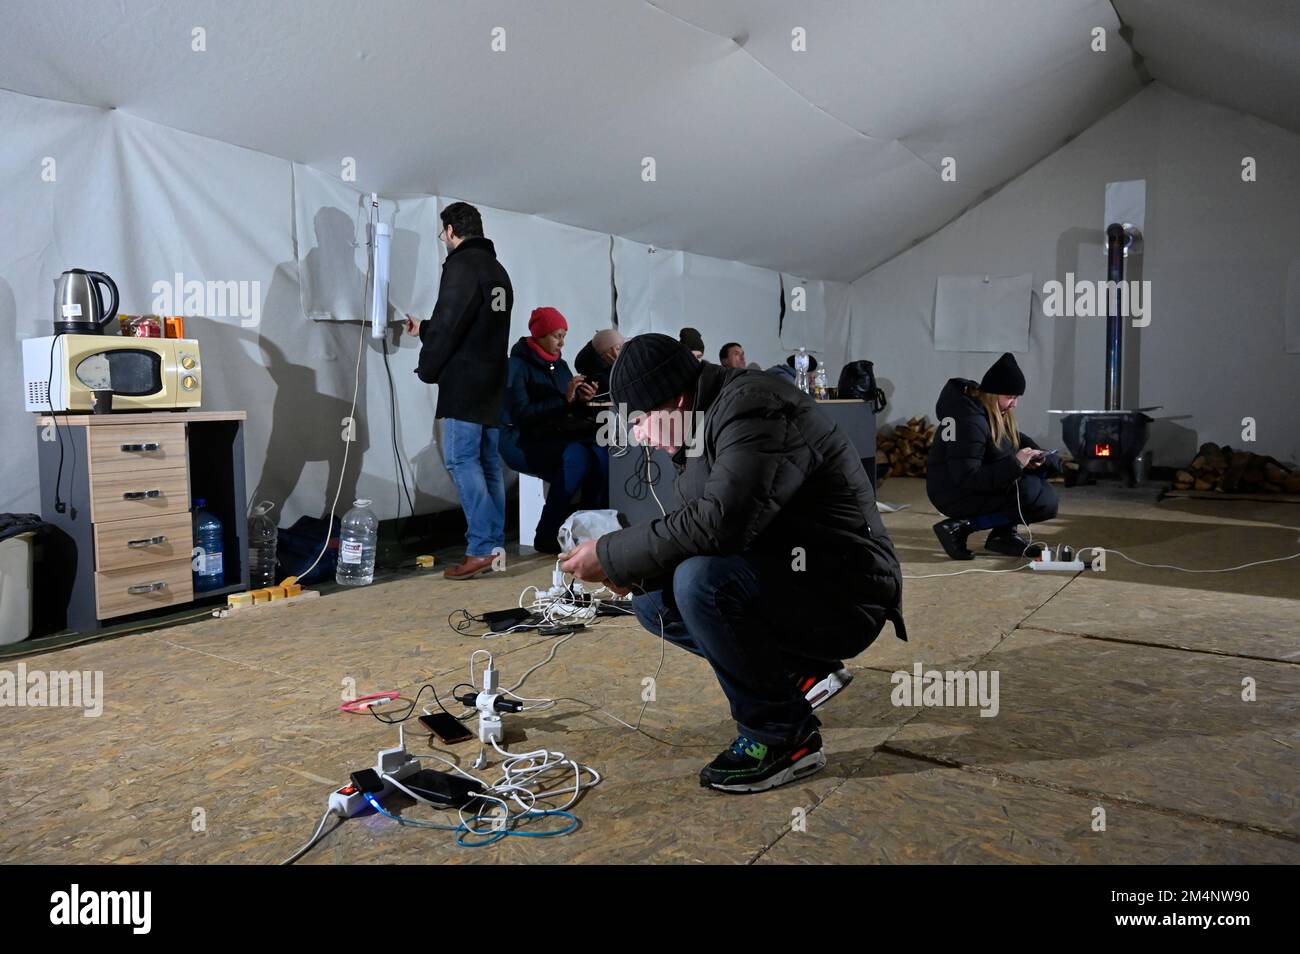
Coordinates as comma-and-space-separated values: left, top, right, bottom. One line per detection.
632, 554, 891, 746
536, 442, 609, 541
442, 418, 505, 558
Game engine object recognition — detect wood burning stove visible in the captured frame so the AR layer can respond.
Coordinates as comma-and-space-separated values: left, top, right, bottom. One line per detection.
1052, 223, 1158, 487
1060, 410, 1152, 486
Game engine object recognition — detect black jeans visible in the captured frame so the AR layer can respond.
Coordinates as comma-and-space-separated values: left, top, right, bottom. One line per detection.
940, 473, 1059, 526
631, 553, 894, 747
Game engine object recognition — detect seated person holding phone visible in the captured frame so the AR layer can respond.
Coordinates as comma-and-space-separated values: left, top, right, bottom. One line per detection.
499, 307, 609, 554
927, 352, 1060, 559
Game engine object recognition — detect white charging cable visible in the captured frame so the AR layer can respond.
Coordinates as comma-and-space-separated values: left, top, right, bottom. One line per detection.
1076, 546, 1300, 574
297, 316, 367, 581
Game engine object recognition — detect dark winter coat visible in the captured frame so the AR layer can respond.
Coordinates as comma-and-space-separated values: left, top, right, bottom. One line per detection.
573, 341, 612, 394
926, 378, 1055, 518
597, 364, 903, 628
415, 237, 514, 426
500, 337, 598, 475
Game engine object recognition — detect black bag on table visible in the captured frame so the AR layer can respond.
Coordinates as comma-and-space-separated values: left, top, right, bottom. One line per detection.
837, 360, 887, 413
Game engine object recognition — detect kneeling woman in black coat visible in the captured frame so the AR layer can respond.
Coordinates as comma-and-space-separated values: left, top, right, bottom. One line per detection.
926, 353, 1059, 559
499, 307, 610, 554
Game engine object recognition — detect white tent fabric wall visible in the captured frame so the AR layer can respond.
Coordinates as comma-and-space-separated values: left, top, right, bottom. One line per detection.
611, 238, 685, 341
292, 164, 444, 324
841, 84, 1300, 467
777, 276, 828, 368
466, 202, 615, 356
0, 0, 1144, 283
610, 236, 835, 369
0, 88, 308, 516
673, 254, 782, 366
3, 86, 847, 528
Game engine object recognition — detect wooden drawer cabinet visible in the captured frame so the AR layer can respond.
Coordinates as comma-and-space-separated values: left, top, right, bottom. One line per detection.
88, 422, 188, 475
96, 559, 194, 620
34, 411, 248, 633
94, 512, 194, 572
90, 469, 191, 523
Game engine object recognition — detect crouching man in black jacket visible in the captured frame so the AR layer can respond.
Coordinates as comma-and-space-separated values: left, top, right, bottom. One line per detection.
560, 334, 905, 793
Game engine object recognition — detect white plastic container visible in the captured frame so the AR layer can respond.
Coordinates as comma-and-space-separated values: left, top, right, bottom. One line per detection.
336, 499, 378, 586
0, 532, 35, 645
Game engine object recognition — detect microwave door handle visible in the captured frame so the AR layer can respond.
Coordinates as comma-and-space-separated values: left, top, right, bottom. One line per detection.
121, 442, 162, 453
122, 489, 162, 500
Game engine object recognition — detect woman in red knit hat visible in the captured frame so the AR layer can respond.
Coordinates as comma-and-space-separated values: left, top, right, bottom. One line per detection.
499, 307, 609, 553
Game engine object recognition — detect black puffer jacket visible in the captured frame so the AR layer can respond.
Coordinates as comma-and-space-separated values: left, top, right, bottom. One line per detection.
926, 378, 1047, 514
415, 237, 513, 426
501, 338, 597, 441
597, 364, 902, 624
573, 341, 612, 394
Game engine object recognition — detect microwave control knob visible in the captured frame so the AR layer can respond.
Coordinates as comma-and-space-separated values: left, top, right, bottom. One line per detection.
181, 355, 196, 370
182, 375, 197, 390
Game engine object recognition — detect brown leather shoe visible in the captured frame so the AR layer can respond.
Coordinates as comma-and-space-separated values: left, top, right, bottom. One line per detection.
443, 554, 496, 581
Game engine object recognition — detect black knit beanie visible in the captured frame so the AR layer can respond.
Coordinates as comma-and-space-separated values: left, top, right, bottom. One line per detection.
610, 333, 702, 415
678, 327, 705, 353
979, 352, 1026, 396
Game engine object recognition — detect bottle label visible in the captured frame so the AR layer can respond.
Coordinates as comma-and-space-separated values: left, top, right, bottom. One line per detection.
202, 551, 223, 576
341, 540, 363, 565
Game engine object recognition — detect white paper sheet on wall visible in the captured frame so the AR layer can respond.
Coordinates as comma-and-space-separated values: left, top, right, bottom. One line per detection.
933, 273, 1033, 352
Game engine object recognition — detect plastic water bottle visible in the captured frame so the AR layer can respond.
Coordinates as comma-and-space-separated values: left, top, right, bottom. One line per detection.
794, 348, 811, 393
336, 499, 378, 586
192, 500, 225, 592
247, 500, 278, 588
813, 364, 828, 400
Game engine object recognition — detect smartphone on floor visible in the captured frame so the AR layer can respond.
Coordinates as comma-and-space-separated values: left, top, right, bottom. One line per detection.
419, 712, 473, 744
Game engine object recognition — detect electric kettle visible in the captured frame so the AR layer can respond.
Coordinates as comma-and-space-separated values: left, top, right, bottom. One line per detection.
54, 268, 119, 334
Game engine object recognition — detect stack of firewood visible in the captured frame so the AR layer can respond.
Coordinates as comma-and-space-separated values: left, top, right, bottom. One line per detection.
1173, 442, 1300, 494
876, 416, 936, 478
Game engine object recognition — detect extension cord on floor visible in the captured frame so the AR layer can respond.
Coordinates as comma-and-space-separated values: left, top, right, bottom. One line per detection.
543, 599, 596, 622
328, 731, 422, 817
1029, 560, 1090, 572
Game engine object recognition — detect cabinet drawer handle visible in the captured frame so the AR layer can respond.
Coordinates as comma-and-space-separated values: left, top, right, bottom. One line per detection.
127, 581, 166, 595
122, 489, 163, 500
127, 535, 167, 548
121, 442, 162, 453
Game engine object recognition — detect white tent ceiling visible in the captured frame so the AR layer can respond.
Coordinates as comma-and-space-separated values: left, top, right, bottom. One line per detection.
3, 1, 1286, 282
1113, 0, 1300, 136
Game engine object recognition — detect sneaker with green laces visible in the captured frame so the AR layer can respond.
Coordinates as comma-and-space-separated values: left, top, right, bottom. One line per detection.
698, 730, 827, 793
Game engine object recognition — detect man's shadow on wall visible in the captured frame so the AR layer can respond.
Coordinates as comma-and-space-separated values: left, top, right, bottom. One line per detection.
193, 206, 371, 518
197, 206, 452, 522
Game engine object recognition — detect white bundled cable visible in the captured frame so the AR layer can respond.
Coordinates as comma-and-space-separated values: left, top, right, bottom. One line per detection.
487, 737, 601, 813
1076, 546, 1300, 574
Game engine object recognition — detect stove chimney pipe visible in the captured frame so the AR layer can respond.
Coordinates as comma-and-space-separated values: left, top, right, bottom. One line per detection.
1104, 223, 1126, 411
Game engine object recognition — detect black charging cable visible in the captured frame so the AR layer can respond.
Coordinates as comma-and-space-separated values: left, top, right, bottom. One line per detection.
46, 332, 76, 519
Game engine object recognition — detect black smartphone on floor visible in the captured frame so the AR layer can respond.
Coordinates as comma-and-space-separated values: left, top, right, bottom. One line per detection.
419, 712, 474, 744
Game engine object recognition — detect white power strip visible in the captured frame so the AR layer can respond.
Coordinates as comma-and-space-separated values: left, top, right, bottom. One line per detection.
1029, 560, 1089, 573
328, 730, 422, 817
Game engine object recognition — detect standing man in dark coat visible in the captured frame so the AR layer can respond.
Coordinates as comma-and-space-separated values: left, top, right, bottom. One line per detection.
405, 202, 514, 580
561, 334, 905, 793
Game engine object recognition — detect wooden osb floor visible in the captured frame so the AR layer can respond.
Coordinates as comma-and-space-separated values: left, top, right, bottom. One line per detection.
2, 479, 1297, 864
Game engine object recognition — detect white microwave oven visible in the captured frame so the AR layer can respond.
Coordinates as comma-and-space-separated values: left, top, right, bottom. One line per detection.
23, 334, 203, 412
